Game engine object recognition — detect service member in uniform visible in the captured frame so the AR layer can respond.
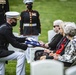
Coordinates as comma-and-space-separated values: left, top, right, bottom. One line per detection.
0, 11, 28, 75
0, 0, 9, 25
20, 0, 41, 41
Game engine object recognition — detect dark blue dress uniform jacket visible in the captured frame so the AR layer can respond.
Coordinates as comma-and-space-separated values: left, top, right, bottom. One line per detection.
0, 23, 28, 58
20, 10, 41, 35
0, 0, 9, 25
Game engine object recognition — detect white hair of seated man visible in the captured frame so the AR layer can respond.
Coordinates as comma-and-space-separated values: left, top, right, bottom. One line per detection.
53, 19, 63, 26
53, 19, 63, 33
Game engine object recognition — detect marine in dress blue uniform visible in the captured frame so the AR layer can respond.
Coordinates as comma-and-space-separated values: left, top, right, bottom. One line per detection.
20, 0, 41, 41
0, 11, 28, 75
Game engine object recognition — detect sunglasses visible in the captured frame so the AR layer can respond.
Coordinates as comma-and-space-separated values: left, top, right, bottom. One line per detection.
53, 25, 59, 28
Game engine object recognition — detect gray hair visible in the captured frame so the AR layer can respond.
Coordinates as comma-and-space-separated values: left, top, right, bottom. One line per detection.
64, 22, 76, 37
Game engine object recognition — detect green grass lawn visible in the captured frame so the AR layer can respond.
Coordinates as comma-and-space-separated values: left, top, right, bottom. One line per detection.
5, 0, 76, 75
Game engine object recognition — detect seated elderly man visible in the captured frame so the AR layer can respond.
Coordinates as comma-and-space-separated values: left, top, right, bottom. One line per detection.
0, 11, 28, 75
40, 22, 76, 67
40, 20, 65, 51
48, 19, 63, 43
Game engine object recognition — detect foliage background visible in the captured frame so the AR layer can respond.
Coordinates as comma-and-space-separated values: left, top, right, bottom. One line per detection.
5, 0, 76, 75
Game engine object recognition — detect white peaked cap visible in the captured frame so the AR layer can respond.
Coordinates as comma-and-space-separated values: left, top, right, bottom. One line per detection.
23, 0, 34, 4
53, 19, 63, 26
5, 11, 20, 18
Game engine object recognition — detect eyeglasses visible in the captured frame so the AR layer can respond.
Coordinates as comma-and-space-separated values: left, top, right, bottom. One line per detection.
53, 25, 59, 28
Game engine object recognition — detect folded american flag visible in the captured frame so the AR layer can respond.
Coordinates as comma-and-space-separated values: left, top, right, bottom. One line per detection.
25, 38, 41, 47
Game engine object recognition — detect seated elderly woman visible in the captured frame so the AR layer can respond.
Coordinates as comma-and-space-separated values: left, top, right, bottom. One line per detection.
40, 22, 76, 67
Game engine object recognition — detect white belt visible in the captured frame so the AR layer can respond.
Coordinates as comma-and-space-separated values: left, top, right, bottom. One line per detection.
23, 23, 37, 26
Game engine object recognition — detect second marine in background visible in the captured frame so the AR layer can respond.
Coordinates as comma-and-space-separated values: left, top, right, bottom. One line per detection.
20, 0, 41, 41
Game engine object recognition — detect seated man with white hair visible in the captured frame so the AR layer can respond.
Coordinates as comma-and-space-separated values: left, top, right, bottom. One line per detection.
48, 19, 63, 43
40, 19, 64, 50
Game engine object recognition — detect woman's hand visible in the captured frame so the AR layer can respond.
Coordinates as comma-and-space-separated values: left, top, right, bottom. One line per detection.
44, 49, 52, 53
40, 56, 46, 60
44, 43, 49, 48
53, 54, 59, 60
49, 52, 54, 56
